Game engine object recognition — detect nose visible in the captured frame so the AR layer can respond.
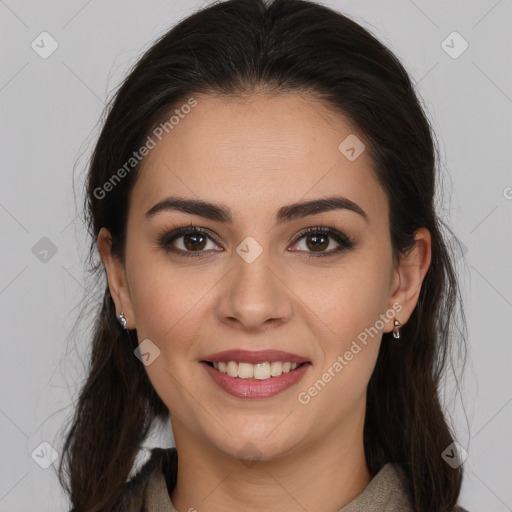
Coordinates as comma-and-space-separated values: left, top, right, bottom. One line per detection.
216, 243, 293, 332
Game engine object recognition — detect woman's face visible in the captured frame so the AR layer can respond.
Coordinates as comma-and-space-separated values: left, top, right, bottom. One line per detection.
99, 92, 428, 462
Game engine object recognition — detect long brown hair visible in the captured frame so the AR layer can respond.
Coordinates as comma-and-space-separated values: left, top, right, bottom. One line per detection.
58, 0, 468, 510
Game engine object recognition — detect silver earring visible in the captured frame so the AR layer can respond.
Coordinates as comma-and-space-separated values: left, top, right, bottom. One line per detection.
117, 312, 128, 330
392, 319, 401, 339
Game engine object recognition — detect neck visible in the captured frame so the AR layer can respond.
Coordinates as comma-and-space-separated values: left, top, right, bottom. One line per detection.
170, 409, 371, 512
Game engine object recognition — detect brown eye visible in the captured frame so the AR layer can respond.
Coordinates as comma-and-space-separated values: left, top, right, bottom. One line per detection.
159, 226, 222, 257
291, 227, 355, 258
182, 232, 208, 251
304, 233, 329, 252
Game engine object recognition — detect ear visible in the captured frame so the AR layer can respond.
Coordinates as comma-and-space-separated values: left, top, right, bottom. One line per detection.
384, 227, 432, 333
97, 227, 136, 330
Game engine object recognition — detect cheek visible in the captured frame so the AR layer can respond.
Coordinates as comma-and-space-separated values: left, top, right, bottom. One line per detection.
298, 244, 392, 388
127, 259, 211, 416
296, 264, 390, 420
127, 239, 213, 329
125, 253, 202, 364
297, 257, 391, 343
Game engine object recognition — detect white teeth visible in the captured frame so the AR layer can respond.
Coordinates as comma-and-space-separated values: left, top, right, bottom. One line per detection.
238, 362, 254, 379
209, 361, 301, 379
226, 361, 238, 377
253, 362, 270, 380
270, 361, 283, 377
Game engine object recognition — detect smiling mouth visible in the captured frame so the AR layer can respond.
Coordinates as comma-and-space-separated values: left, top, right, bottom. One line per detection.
202, 360, 310, 380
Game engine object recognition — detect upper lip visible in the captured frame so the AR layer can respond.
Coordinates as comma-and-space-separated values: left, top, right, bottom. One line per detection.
202, 349, 310, 365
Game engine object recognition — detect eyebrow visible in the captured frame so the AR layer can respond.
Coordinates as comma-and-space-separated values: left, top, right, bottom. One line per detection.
145, 195, 369, 225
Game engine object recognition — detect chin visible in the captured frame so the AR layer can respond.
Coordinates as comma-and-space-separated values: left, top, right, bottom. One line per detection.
208, 429, 301, 464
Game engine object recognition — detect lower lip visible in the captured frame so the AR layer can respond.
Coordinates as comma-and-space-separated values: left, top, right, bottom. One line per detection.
200, 362, 311, 399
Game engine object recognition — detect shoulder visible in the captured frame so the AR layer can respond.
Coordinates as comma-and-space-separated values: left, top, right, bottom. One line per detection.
111, 447, 178, 512
372, 464, 470, 512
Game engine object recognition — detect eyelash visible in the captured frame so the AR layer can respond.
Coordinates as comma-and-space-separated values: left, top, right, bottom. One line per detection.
157, 223, 356, 259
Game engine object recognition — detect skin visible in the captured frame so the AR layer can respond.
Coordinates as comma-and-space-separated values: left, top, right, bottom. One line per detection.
98, 92, 431, 512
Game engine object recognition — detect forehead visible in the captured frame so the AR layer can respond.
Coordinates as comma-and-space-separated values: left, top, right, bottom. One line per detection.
130, 93, 387, 225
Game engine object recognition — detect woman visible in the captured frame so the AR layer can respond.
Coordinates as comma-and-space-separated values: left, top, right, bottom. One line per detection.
58, 0, 469, 510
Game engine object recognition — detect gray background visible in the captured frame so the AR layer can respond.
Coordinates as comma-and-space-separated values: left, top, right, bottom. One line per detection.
1, 0, 511, 510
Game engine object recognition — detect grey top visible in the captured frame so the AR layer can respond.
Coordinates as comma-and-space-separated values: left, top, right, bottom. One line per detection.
114, 447, 468, 512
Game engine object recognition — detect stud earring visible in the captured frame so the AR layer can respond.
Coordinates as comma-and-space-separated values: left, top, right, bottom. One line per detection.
392, 319, 401, 339
117, 311, 128, 330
